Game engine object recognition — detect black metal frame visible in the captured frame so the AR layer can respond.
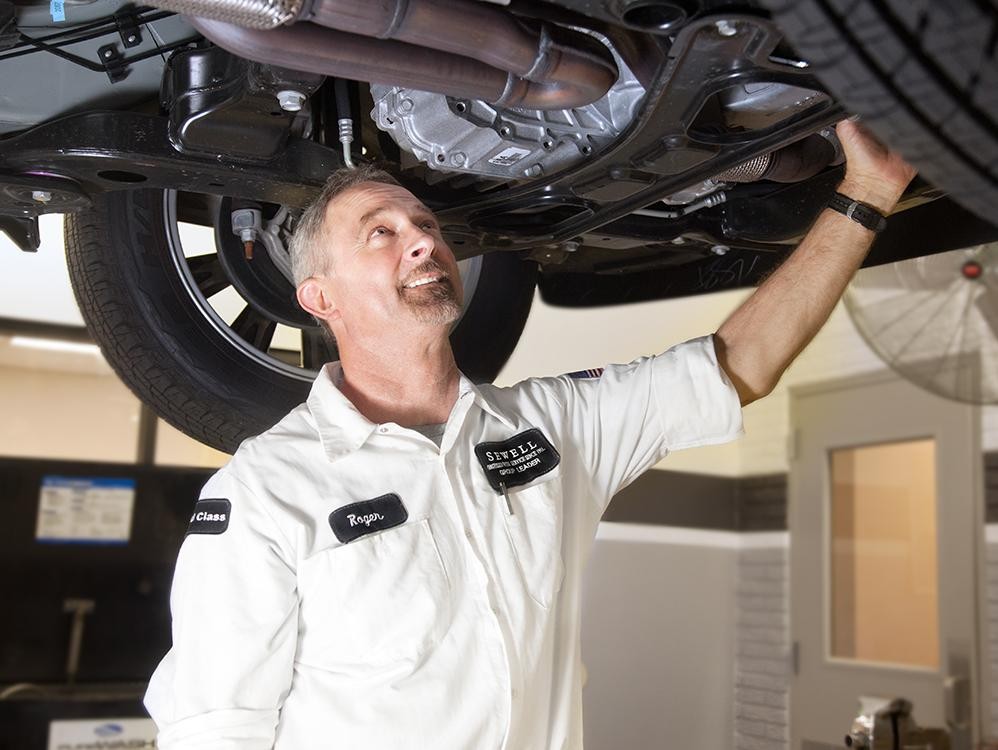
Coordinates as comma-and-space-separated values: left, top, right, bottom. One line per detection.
2, 9, 996, 292
434, 14, 843, 248
0, 15, 833, 228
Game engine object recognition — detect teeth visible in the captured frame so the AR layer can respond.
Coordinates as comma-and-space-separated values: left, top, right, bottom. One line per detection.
405, 276, 440, 288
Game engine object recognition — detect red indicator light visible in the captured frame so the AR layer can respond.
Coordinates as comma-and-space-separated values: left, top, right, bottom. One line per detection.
962, 261, 983, 280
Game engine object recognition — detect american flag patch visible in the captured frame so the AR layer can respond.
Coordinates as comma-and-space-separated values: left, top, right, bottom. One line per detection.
566, 367, 604, 379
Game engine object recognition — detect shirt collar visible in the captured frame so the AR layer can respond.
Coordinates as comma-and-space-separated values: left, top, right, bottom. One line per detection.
307, 363, 378, 462
307, 363, 515, 462
456, 374, 516, 429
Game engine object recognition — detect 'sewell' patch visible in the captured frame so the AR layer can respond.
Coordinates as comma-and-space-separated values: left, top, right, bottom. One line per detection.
187, 498, 231, 535
474, 428, 560, 493
329, 493, 408, 544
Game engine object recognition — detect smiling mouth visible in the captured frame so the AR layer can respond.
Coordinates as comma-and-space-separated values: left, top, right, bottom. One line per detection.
402, 273, 450, 289
402, 274, 446, 289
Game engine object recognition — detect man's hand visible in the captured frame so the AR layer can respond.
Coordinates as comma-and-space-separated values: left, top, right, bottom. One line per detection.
835, 118, 918, 213
713, 119, 917, 406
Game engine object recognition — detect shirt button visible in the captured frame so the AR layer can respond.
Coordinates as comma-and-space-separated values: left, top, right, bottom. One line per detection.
464, 528, 473, 540
379, 426, 389, 433
491, 606, 500, 617
511, 689, 519, 700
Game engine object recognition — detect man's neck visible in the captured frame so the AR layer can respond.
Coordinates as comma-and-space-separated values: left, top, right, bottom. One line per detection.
337, 336, 461, 427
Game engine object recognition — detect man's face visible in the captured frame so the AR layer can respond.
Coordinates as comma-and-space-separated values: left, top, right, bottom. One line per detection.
317, 182, 463, 339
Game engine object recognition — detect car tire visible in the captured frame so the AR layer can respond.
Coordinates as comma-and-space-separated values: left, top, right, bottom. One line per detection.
65, 189, 537, 454
762, 0, 998, 224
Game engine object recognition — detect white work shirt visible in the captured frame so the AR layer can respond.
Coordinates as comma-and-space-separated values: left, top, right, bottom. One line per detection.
144, 335, 743, 750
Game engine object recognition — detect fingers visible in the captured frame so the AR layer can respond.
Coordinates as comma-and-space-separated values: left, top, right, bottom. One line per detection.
833, 123, 918, 207
835, 118, 882, 152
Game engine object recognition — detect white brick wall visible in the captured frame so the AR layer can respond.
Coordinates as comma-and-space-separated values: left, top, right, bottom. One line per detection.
735, 544, 790, 750
986, 536, 998, 740
982, 407, 998, 451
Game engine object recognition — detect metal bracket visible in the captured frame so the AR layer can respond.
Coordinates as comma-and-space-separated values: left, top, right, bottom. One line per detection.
97, 43, 129, 83
0, 216, 41, 252
116, 10, 143, 48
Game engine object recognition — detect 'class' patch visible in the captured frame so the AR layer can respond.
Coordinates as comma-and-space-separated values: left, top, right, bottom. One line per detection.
565, 367, 604, 379
329, 494, 408, 544
474, 428, 560, 492
187, 498, 231, 535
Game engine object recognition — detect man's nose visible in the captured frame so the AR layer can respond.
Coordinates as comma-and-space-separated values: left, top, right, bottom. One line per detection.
405, 227, 435, 260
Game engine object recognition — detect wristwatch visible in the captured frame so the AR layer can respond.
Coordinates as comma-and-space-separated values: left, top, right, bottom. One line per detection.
826, 191, 888, 233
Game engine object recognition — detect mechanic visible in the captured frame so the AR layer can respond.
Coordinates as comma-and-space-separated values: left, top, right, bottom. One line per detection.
144, 119, 915, 749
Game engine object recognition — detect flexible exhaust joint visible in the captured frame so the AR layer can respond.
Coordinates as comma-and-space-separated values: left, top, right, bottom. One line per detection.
144, 0, 306, 29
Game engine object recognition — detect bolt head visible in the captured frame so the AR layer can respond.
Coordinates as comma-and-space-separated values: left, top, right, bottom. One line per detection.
31, 190, 52, 204
276, 90, 306, 112
715, 20, 738, 36
451, 152, 467, 167
398, 98, 414, 113
711, 244, 730, 255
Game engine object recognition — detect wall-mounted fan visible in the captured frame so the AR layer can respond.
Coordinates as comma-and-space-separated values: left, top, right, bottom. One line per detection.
844, 243, 998, 404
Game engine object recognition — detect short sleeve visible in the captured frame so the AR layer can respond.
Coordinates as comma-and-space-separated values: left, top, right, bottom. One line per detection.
144, 468, 299, 749
550, 334, 743, 505
650, 334, 744, 451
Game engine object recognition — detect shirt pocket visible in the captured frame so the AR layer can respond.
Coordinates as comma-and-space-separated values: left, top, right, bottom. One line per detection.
501, 467, 566, 609
296, 517, 451, 670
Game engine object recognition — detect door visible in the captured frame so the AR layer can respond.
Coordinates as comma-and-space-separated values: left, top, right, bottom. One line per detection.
790, 370, 984, 750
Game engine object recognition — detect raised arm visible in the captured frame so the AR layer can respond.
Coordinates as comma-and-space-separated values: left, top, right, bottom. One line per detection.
714, 120, 918, 406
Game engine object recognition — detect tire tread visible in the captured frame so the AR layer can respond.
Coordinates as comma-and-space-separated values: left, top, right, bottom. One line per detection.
763, 0, 998, 222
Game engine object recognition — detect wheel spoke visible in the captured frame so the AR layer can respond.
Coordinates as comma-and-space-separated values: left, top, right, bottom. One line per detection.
231, 305, 277, 351
187, 253, 231, 298
301, 327, 338, 369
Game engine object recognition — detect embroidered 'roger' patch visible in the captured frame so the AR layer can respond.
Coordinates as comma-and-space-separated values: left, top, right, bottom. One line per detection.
329, 494, 408, 543
474, 428, 560, 493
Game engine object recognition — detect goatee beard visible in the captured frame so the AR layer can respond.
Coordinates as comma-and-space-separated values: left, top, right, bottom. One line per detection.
398, 261, 462, 325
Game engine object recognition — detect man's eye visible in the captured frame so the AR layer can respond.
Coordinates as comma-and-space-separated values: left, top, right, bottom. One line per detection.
371, 226, 390, 238
421, 221, 438, 231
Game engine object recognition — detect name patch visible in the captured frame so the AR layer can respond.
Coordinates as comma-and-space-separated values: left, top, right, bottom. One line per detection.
474, 428, 560, 492
187, 498, 231, 535
329, 494, 408, 543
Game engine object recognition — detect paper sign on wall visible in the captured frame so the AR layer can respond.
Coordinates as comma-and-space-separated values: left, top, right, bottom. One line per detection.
35, 476, 136, 544
47, 717, 157, 749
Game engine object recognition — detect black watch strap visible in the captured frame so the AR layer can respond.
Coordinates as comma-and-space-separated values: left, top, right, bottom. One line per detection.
827, 191, 888, 233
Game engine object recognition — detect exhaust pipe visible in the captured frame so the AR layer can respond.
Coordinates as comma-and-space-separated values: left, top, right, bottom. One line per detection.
149, 0, 618, 109
303, 0, 617, 99
189, 17, 511, 102
714, 134, 839, 183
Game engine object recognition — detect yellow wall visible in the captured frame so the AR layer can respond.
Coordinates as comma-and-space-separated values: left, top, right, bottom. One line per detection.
0, 365, 141, 463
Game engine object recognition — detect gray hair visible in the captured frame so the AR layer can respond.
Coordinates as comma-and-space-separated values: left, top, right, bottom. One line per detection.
289, 164, 403, 286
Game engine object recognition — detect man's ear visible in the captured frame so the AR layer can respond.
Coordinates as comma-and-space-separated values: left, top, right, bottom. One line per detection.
296, 277, 339, 324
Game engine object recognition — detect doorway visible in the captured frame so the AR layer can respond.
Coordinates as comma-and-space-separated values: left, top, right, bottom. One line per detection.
789, 370, 985, 749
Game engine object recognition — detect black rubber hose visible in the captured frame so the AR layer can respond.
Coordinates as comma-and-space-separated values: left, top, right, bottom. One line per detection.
333, 77, 351, 121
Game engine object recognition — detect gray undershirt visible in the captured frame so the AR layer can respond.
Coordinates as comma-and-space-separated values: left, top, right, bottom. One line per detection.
410, 422, 447, 447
